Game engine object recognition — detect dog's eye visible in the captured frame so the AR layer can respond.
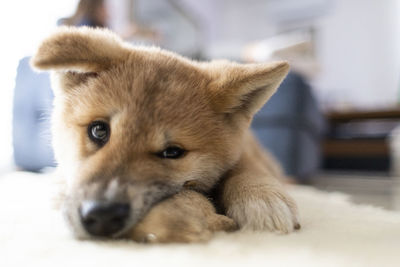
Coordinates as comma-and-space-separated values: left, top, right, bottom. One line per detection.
158, 146, 186, 159
88, 121, 110, 146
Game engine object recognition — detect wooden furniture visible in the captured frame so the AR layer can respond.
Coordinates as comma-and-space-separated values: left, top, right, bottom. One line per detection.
323, 108, 400, 171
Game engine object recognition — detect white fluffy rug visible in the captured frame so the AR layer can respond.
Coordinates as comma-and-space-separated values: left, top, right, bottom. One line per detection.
1, 172, 400, 267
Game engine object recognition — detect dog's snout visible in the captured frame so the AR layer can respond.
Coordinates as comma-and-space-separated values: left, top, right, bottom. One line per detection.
80, 201, 130, 237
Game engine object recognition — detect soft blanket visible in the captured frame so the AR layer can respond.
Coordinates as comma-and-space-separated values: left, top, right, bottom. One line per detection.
1, 172, 399, 267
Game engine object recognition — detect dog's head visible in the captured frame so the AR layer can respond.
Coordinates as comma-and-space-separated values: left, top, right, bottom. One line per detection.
31, 27, 289, 239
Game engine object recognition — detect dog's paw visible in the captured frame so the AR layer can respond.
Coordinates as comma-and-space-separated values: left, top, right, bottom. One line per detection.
227, 185, 300, 233
131, 190, 237, 243
131, 215, 214, 243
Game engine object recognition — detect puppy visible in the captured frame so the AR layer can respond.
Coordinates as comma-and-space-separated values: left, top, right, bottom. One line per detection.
31, 26, 299, 243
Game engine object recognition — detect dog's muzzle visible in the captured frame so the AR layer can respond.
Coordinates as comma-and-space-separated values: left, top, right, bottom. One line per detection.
79, 201, 130, 237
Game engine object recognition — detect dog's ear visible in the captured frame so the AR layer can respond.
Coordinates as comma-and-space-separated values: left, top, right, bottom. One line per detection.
31, 26, 129, 73
206, 61, 289, 118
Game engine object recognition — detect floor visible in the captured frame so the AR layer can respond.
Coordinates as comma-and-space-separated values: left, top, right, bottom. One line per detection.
311, 172, 400, 211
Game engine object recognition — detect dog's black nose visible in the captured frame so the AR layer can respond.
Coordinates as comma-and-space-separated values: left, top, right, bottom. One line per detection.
80, 202, 130, 237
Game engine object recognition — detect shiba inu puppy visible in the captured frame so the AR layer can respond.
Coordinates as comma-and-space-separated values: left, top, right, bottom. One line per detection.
31, 27, 300, 243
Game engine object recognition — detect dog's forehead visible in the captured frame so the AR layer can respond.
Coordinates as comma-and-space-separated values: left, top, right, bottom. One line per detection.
64, 52, 214, 135
100, 54, 209, 113
124, 51, 207, 94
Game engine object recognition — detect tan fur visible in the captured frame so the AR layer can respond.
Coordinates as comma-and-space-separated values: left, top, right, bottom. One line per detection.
131, 190, 237, 243
31, 26, 299, 243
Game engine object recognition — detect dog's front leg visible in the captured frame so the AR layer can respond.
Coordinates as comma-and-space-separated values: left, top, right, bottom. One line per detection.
130, 190, 237, 243
220, 138, 300, 233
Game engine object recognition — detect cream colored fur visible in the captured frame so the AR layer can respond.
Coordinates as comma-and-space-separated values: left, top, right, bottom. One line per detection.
31, 26, 298, 242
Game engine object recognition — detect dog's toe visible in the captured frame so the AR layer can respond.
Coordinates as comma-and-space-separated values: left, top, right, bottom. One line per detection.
227, 187, 299, 233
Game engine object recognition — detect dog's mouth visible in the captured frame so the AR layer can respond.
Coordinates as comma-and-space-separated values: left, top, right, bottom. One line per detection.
63, 179, 183, 239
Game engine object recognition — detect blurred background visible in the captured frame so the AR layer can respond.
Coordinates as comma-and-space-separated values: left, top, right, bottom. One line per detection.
2, 0, 400, 210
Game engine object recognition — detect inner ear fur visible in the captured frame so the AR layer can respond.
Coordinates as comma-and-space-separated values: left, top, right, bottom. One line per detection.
30, 26, 130, 73
206, 61, 290, 117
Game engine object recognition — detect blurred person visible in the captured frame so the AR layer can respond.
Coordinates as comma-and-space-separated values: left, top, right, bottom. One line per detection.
61, 0, 108, 28
60, 0, 159, 42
